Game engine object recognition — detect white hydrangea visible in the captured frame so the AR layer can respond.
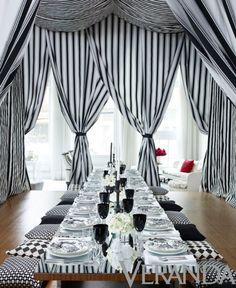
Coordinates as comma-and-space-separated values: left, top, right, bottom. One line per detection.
108, 213, 134, 234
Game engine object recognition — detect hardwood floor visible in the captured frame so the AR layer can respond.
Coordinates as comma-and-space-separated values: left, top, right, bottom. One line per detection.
0, 190, 63, 264
0, 188, 236, 288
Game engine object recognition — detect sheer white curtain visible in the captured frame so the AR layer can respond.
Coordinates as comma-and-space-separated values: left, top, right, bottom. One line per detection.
114, 106, 140, 169
49, 74, 74, 180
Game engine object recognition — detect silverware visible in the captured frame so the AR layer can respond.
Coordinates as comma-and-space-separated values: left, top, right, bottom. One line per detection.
159, 256, 187, 262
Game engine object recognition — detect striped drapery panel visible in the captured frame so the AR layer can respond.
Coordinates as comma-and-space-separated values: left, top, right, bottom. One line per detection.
87, 14, 184, 186
46, 29, 109, 188
166, 0, 236, 106
35, 0, 182, 33
203, 81, 236, 207
22, 25, 50, 134
0, 0, 40, 103
0, 68, 29, 204
180, 38, 211, 134
180, 37, 236, 206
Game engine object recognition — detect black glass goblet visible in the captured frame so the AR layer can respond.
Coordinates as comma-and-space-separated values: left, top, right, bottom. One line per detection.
93, 224, 109, 244
122, 198, 134, 213
105, 186, 115, 193
103, 170, 109, 178
120, 164, 126, 174
93, 224, 109, 271
133, 213, 147, 232
97, 203, 109, 221
125, 189, 135, 199
120, 177, 127, 188
99, 192, 110, 203
133, 213, 147, 254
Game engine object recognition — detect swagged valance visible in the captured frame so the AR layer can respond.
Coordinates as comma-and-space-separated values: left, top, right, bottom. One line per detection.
35, 0, 183, 33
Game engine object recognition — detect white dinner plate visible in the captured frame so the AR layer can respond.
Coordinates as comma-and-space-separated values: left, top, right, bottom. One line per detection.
48, 239, 89, 258
145, 218, 173, 231
144, 238, 187, 255
61, 218, 94, 230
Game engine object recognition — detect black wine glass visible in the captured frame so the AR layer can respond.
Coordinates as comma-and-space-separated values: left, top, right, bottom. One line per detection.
120, 177, 127, 188
133, 213, 147, 253
122, 198, 134, 213
125, 189, 135, 199
93, 224, 109, 271
105, 186, 115, 193
133, 214, 146, 232
103, 170, 109, 178
97, 203, 109, 221
120, 164, 126, 174
99, 192, 110, 203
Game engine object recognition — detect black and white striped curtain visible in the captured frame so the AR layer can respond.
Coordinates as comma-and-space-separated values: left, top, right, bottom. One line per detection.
0, 68, 29, 204
180, 38, 211, 134
22, 25, 50, 134
0, 0, 40, 102
166, 0, 236, 106
181, 38, 236, 207
46, 29, 109, 187
87, 14, 184, 186
204, 82, 236, 207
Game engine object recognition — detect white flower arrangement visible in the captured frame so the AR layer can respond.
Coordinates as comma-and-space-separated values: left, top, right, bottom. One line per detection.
103, 174, 116, 187
108, 213, 134, 234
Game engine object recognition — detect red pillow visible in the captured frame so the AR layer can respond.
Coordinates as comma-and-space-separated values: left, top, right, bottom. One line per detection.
180, 160, 194, 173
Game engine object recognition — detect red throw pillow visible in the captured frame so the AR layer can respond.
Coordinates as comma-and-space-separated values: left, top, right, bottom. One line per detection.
180, 160, 194, 173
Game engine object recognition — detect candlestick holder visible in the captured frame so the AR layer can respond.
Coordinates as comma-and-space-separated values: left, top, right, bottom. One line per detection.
114, 180, 121, 213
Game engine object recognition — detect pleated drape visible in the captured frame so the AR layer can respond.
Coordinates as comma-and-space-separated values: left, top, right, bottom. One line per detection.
22, 25, 50, 134
87, 14, 184, 186
0, 68, 29, 203
0, 0, 40, 102
181, 38, 236, 207
46, 29, 109, 188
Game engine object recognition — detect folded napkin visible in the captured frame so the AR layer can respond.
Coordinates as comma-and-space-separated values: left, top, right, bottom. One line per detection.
142, 228, 180, 239
143, 250, 197, 272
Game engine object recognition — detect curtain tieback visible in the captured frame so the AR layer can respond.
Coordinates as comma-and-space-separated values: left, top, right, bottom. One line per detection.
76, 132, 86, 137
143, 134, 152, 139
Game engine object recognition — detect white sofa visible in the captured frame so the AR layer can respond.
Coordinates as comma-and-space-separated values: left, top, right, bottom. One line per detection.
161, 160, 203, 192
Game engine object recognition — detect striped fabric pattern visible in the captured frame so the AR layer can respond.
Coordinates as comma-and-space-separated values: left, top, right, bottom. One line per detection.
114, 0, 183, 33
0, 0, 40, 102
166, 0, 236, 106
46, 29, 109, 187
180, 37, 211, 134
35, 0, 182, 33
22, 25, 50, 134
202, 81, 236, 207
0, 68, 29, 204
87, 14, 184, 186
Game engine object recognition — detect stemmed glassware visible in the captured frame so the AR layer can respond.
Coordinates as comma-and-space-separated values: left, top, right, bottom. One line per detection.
122, 198, 134, 213
133, 213, 147, 253
97, 203, 109, 223
125, 189, 134, 199
99, 192, 110, 203
93, 224, 109, 271
120, 177, 127, 188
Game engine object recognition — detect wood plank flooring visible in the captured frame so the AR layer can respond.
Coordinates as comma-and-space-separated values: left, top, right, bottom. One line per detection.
0, 188, 236, 288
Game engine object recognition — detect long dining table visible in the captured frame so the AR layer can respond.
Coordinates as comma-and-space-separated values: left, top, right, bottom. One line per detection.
34, 169, 200, 287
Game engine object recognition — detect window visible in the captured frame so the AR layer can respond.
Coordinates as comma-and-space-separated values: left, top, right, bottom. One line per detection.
154, 69, 185, 166
25, 85, 50, 182
88, 98, 115, 167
